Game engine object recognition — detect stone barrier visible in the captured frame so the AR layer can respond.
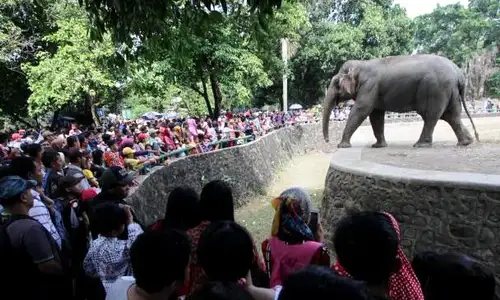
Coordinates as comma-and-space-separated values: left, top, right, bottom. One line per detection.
322, 144, 500, 289
128, 112, 500, 226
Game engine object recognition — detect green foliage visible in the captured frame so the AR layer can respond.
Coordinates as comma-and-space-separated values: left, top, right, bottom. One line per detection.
287, 0, 414, 106
486, 71, 500, 97
2, 0, 499, 126
414, 3, 492, 66
23, 4, 118, 117
0, 0, 58, 126
79, 0, 284, 44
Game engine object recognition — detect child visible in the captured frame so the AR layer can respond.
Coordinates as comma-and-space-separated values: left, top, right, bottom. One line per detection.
83, 203, 143, 293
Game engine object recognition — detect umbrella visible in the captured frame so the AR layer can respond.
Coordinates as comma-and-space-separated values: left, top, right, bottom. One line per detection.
164, 112, 179, 119
289, 104, 303, 110
141, 112, 163, 120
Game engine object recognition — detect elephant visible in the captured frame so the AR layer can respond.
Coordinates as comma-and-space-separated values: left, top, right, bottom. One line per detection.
322, 54, 480, 148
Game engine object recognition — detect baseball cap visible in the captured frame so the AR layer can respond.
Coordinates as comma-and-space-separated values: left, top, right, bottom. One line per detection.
58, 174, 85, 190
0, 176, 37, 201
122, 147, 136, 156
99, 166, 135, 189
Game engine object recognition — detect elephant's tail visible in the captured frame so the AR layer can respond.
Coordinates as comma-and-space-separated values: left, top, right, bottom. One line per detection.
459, 79, 480, 142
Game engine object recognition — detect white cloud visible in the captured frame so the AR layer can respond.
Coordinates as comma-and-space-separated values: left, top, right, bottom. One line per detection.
393, 0, 469, 18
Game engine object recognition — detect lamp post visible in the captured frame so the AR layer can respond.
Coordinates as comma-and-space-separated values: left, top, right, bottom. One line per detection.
282, 38, 288, 112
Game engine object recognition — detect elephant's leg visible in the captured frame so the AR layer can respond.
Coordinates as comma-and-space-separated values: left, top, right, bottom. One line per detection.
369, 109, 387, 148
414, 117, 439, 148
339, 105, 373, 148
413, 79, 447, 148
441, 111, 474, 146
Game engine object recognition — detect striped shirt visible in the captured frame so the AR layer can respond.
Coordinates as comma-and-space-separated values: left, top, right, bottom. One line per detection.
29, 191, 62, 249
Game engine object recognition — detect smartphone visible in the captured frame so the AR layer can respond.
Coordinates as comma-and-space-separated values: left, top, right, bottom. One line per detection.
309, 208, 320, 237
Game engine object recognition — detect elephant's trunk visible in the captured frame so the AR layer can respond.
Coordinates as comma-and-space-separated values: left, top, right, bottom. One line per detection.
322, 82, 337, 142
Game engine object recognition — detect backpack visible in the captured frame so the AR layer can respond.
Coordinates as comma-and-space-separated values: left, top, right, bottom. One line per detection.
0, 214, 39, 298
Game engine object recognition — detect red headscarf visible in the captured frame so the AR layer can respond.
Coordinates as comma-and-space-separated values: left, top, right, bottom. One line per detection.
332, 212, 424, 300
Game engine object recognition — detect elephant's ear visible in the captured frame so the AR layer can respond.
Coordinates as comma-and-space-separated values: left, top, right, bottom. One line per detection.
347, 68, 360, 83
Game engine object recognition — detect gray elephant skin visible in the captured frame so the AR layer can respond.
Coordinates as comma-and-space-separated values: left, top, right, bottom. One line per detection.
322, 54, 480, 148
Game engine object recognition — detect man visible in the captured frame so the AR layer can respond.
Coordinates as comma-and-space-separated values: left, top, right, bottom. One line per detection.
42, 149, 65, 199
89, 166, 142, 238
65, 148, 91, 191
0, 176, 70, 299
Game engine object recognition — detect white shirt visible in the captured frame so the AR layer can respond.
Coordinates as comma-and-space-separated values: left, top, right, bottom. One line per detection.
106, 276, 135, 300
29, 191, 62, 249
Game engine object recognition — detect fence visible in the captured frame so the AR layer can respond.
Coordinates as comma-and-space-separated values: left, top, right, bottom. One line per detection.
134, 135, 253, 174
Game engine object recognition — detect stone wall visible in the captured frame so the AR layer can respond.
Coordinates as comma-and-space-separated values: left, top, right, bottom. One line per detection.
322, 147, 500, 287
128, 121, 345, 225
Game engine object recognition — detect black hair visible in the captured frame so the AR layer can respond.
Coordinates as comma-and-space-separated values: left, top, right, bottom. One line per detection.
9, 156, 37, 180
0, 133, 8, 144
78, 133, 86, 144
278, 266, 372, 300
412, 251, 495, 300
102, 133, 111, 143
197, 221, 254, 282
200, 180, 234, 222
189, 282, 253, 300
106, 139, 116, 147
68, 150, 83, 164
91, 202, 128, 235
67, 135, 79, 148
131, 230, 190, 294
41, 149, 60, 169
163, 186, 201, 231
23, 143, 42, 159
333, 212, 399, 285
92, 149, 104, 166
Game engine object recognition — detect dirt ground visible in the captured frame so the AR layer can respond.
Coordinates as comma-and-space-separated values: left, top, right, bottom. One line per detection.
235, 152, 331, 246
360, 117, 500, 174
237, 117, 500, 244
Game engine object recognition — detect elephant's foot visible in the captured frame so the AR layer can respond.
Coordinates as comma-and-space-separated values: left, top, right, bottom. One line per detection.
413, 141, 432, 148
337, 141, 352, 148
372, 141, 388, 148
457, 138, 474, 147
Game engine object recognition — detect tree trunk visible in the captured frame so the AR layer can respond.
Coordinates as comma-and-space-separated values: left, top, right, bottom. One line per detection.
209, 72, 223, 120
88, 95, 101, 126
201, 76, 213, 117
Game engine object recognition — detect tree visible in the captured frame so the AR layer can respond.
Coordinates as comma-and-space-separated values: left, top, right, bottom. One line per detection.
0, 0, 58, 127
79, 0, 284, 44
287, 0, 414, 106
414, 3, 492, 66
23, 3, 120, 125
464, 47, 499, 100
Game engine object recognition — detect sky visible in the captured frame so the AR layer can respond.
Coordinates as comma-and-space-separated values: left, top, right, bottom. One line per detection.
393, 0, 469, 18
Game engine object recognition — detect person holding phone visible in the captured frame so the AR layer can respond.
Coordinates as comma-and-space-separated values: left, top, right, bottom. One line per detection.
262, 188, 330, 288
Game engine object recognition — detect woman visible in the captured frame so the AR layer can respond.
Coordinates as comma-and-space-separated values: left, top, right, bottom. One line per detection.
262, 188, 330, 288
332, 212, 424, 300
186, 180, 267, 294
151, 186, 201, 232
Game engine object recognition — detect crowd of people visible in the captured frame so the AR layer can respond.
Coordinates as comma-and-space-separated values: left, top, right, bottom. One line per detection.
0, 172, 495, 300
0, 110, 319, 172
0, 107, 496, 300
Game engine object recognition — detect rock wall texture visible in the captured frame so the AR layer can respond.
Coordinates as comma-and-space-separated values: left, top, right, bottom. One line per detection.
128, 121, 345, 225
322, 148, 500, 290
